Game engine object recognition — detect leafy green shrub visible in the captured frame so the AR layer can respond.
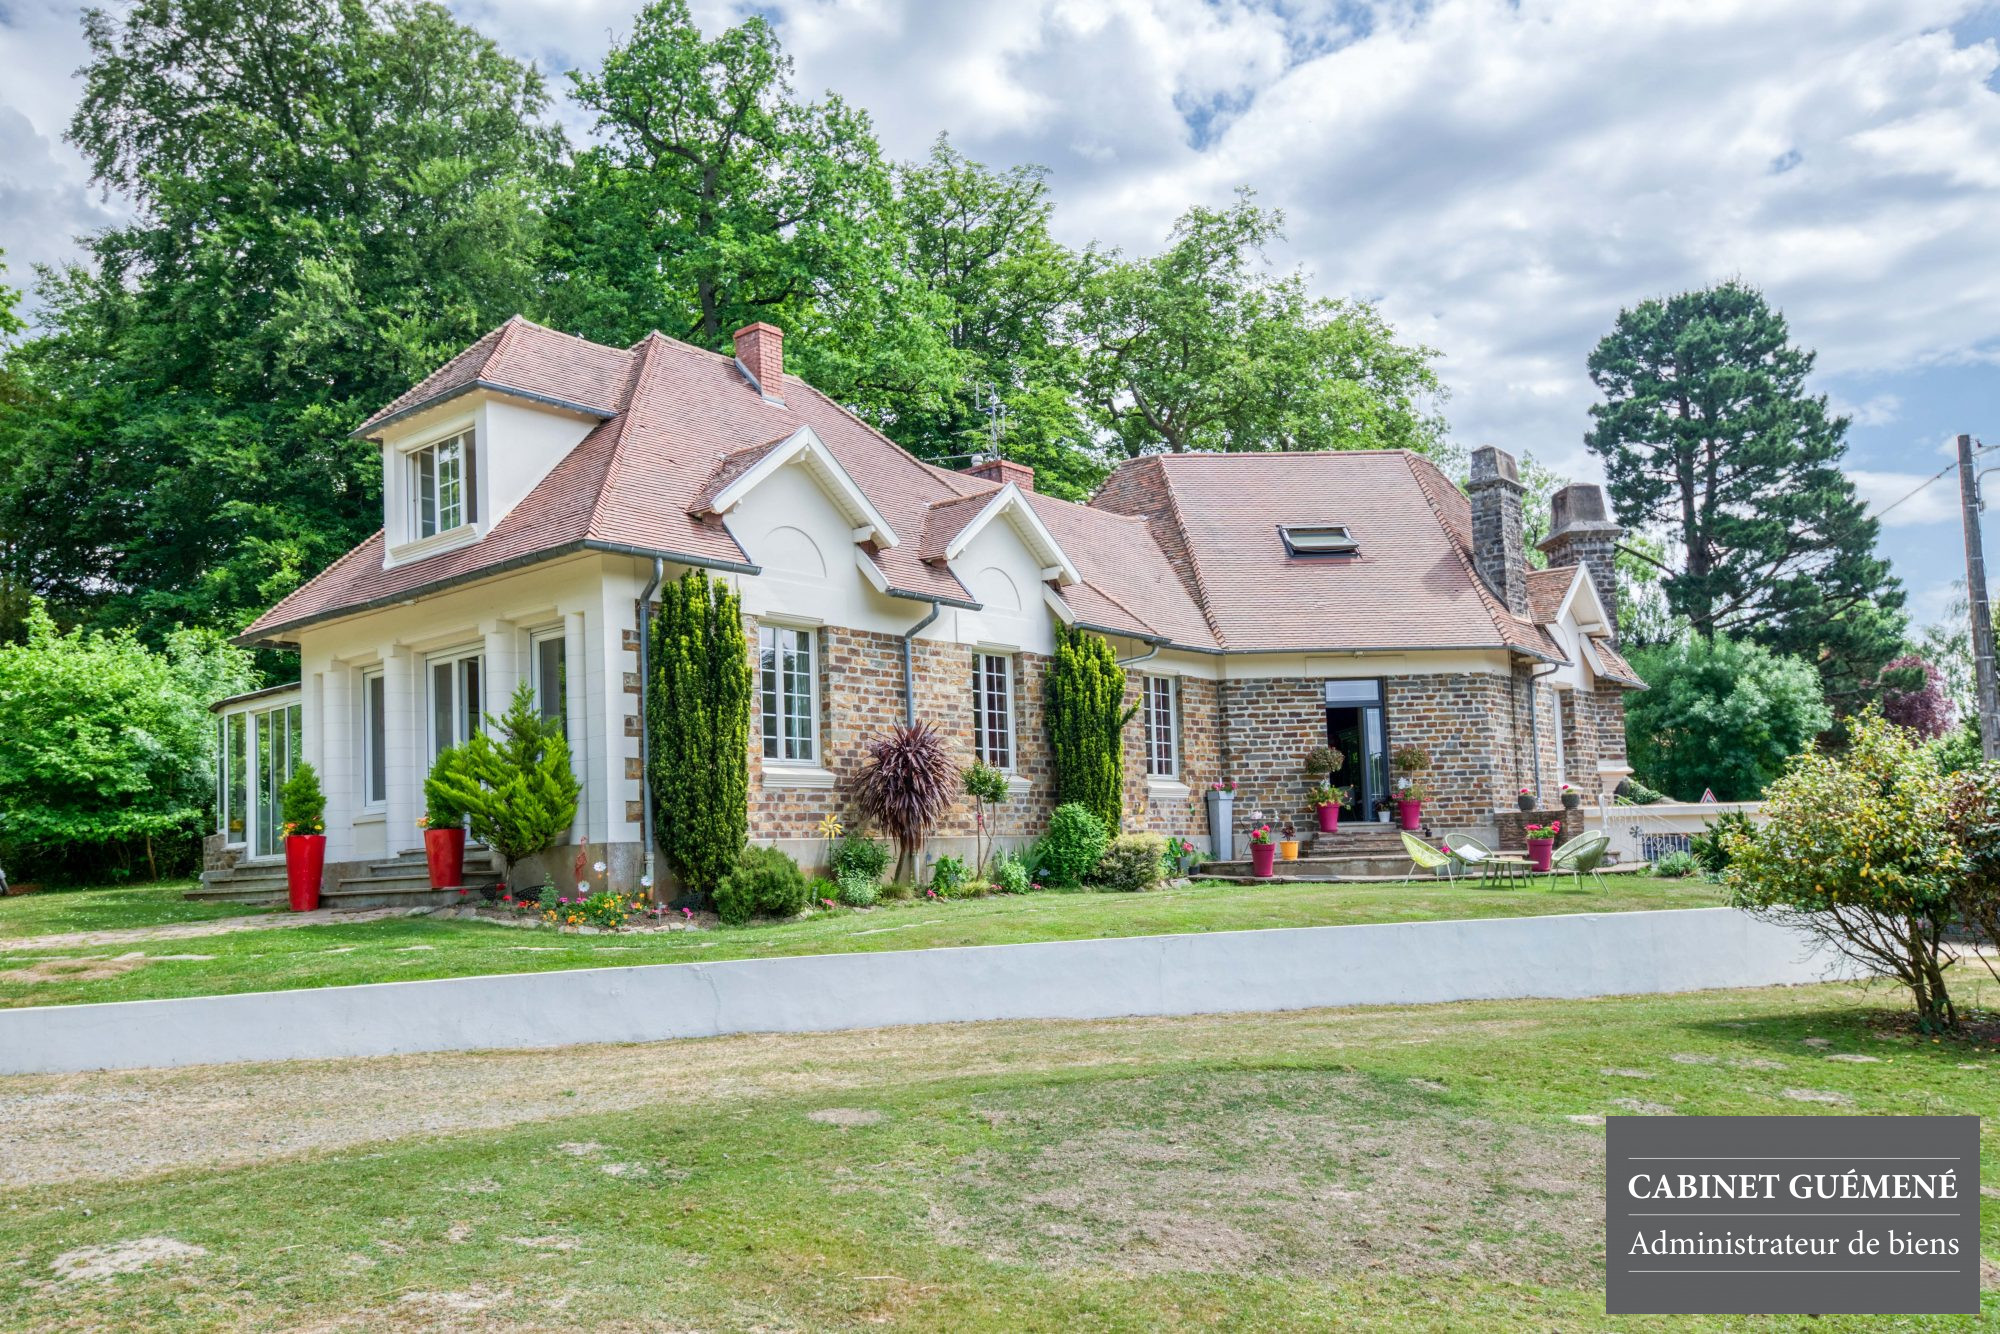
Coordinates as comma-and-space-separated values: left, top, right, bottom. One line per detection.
806, 877, 839, 908
1044, 627, 1136, 829
1613, 777, 1669, 806
1096, 832, 1165, 892
930, 854, 969, 896
0, 602, 255, 880
1729, 712, 1963, 1030
989, 850, 1031, 895
650, 569, 751, 894
1689, 810, 1754, 873
831, 834, 891, 883
1038, 803, 1109, 887
280, 762, 326, 836
425, 682, 582, 886
712, 845, 810, 925
1652, 849, 1699, 878
834, 869, 879, 908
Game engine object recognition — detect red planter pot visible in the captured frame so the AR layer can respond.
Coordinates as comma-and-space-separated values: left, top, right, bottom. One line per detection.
285, 834, 325, 912
1527, 839, 1554, 872
1249, 843, 1277, 877
1316, 803, 1340, 833
425, 826, 467, 889
1397, 799, 1423, 831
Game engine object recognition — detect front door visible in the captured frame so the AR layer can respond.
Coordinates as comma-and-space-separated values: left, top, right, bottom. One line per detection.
1324, 679, 1387, 820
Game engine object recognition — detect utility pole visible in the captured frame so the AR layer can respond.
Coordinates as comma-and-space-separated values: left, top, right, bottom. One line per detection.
1957, 433, 2000, 761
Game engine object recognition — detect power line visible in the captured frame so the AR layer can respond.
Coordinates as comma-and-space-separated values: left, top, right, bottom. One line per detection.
1869, 441, 1996, 521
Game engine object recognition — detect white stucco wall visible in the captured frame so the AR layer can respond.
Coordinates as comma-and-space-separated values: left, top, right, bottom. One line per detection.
0, 908, 1848, 1075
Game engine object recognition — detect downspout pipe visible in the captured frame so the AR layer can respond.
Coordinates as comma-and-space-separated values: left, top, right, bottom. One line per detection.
901, 600, 941, 727
1524, 659, 1561, 801
636, 558, 665, 898
1116, 637, 1167, 669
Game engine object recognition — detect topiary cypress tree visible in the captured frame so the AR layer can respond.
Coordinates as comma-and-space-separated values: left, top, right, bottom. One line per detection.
1043, 625, 1137, 830
649, 568, 751, 895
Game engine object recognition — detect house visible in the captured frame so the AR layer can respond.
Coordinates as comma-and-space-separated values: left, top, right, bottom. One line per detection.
201, 317, 1643, 905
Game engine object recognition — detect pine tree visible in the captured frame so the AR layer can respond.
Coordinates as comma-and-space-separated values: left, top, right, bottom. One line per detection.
1043, 626, 1136, 830
427, 681, 580, 887
649, 568, 751, 895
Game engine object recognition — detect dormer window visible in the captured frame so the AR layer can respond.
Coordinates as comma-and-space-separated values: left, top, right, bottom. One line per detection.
412, 431, 476, 538
1279, 524, 1358, 556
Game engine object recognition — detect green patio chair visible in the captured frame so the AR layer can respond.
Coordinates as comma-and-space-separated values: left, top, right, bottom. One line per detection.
1442, 834, 1492, 872
1549, 830, 1611, 889
1401, 830, 1457, 881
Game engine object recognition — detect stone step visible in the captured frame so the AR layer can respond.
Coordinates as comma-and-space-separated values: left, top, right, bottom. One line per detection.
366, 853, 498, 876
321, 883, 474, 911
1203, 854, 1422, 879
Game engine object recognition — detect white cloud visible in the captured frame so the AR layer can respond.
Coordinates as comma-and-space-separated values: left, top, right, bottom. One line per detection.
1829, 392, 1902, 427
1848, 467, 1963, 526
2, 0, 1997, 467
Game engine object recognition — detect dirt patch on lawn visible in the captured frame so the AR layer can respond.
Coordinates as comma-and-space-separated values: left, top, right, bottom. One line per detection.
0, 954, 147, 985
49, 1236, 206, 1283
936, 1069, 1602, 1286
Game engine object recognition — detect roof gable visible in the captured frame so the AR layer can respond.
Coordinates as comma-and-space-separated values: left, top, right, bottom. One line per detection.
690, 424, 898, 549
919, 483, 1079, 585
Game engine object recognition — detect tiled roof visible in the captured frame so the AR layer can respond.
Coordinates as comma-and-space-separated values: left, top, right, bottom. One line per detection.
354, 317, 635, 436
242, 316, 1617, 684
1526, 565, 1578, 623
1589, 636, 1647, 688
1087, 451, 1567, 659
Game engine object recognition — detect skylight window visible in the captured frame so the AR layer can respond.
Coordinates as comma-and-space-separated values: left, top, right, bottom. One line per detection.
1279, 524, 1359, 556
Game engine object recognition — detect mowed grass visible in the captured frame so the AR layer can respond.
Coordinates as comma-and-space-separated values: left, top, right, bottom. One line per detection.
0, 881, 271, 938
0, 873, 1726, 1008
1, 979, 1993, 1331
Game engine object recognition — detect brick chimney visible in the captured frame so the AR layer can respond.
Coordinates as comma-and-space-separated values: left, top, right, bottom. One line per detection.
1538, 482, 1624, 641
732, 322, 784, 403
1466, 446, 1529, 618
964, 456, 1035, 492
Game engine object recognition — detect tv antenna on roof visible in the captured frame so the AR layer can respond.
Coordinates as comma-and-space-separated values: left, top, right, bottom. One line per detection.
978, 383, 1009, 460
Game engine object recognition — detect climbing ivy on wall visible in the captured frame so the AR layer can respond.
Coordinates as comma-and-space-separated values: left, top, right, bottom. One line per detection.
649, 568, 751, 895
1043, 625, 1137, 830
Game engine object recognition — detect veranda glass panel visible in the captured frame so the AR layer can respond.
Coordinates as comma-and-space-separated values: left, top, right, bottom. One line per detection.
432, 661, 454, 757
536, 636, 566, 734
254, 711, 279, 857
225, 713, 248, 843
365, 673, 386, 805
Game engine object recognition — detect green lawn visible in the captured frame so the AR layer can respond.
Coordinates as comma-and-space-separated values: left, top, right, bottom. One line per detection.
1, 979, 1992, 1331
0, 873, 1726, 1009
0, 881, 271, 938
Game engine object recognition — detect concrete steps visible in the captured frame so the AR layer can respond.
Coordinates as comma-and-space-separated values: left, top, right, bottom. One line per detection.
188, 848, 502, 909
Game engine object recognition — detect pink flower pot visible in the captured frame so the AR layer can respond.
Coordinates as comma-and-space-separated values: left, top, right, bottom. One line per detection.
1527, 839, 1554, 872
285, 834, 325, 912
1397, 799, 1423, 831
1250, 843, 1276, 877
1316, 803, 1339, 833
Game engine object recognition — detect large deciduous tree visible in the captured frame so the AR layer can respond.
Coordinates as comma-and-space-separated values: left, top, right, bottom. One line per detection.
0, 0, 560, 645
886, 136, 1102, 499
1584, 281, 1904, 705
1079, 194, 1447, 459
1624, 633, 1832, 801
551, 0, 958, 428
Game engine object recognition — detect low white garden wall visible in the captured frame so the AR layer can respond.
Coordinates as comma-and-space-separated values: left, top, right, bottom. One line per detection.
1594, 801, 1765, 863
0, 907, 1848, 1076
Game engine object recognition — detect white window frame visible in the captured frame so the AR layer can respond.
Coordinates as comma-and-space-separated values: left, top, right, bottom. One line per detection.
426, 647, 486, 764
759, 624, 819, 765
410, 429, 475, 540
529, 628, 567, 739
973, 651, 1016, 773
1144, 675, 1179, 779
360, 667, 386, 811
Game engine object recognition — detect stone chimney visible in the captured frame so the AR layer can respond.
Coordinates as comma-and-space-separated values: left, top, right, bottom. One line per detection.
1466, 446, 1529, 618
964, 456, 1035, 492
1538, 482, 1625, 641
732, 322, 784, 403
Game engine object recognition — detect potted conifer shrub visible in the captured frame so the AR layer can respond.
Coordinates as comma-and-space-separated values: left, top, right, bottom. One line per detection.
421, 746, 470, 890
1247, 823, 1276, 878
280, 762, 327, 912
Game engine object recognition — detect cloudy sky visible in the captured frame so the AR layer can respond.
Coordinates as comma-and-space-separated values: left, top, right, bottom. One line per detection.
3, 0, 1998, 626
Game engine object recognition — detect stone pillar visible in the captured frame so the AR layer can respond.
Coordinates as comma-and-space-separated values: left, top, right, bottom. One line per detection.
481, 618, 519, 718
563, 608, 589, 841
1537, 483, 1625, 642
1467, 446, 1529, 618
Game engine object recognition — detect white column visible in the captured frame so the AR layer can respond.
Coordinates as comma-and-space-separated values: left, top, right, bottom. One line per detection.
384, 645, 419, 855
482, 618, 519, 721
563, 608, 589, 841
320, 662, 355, 861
